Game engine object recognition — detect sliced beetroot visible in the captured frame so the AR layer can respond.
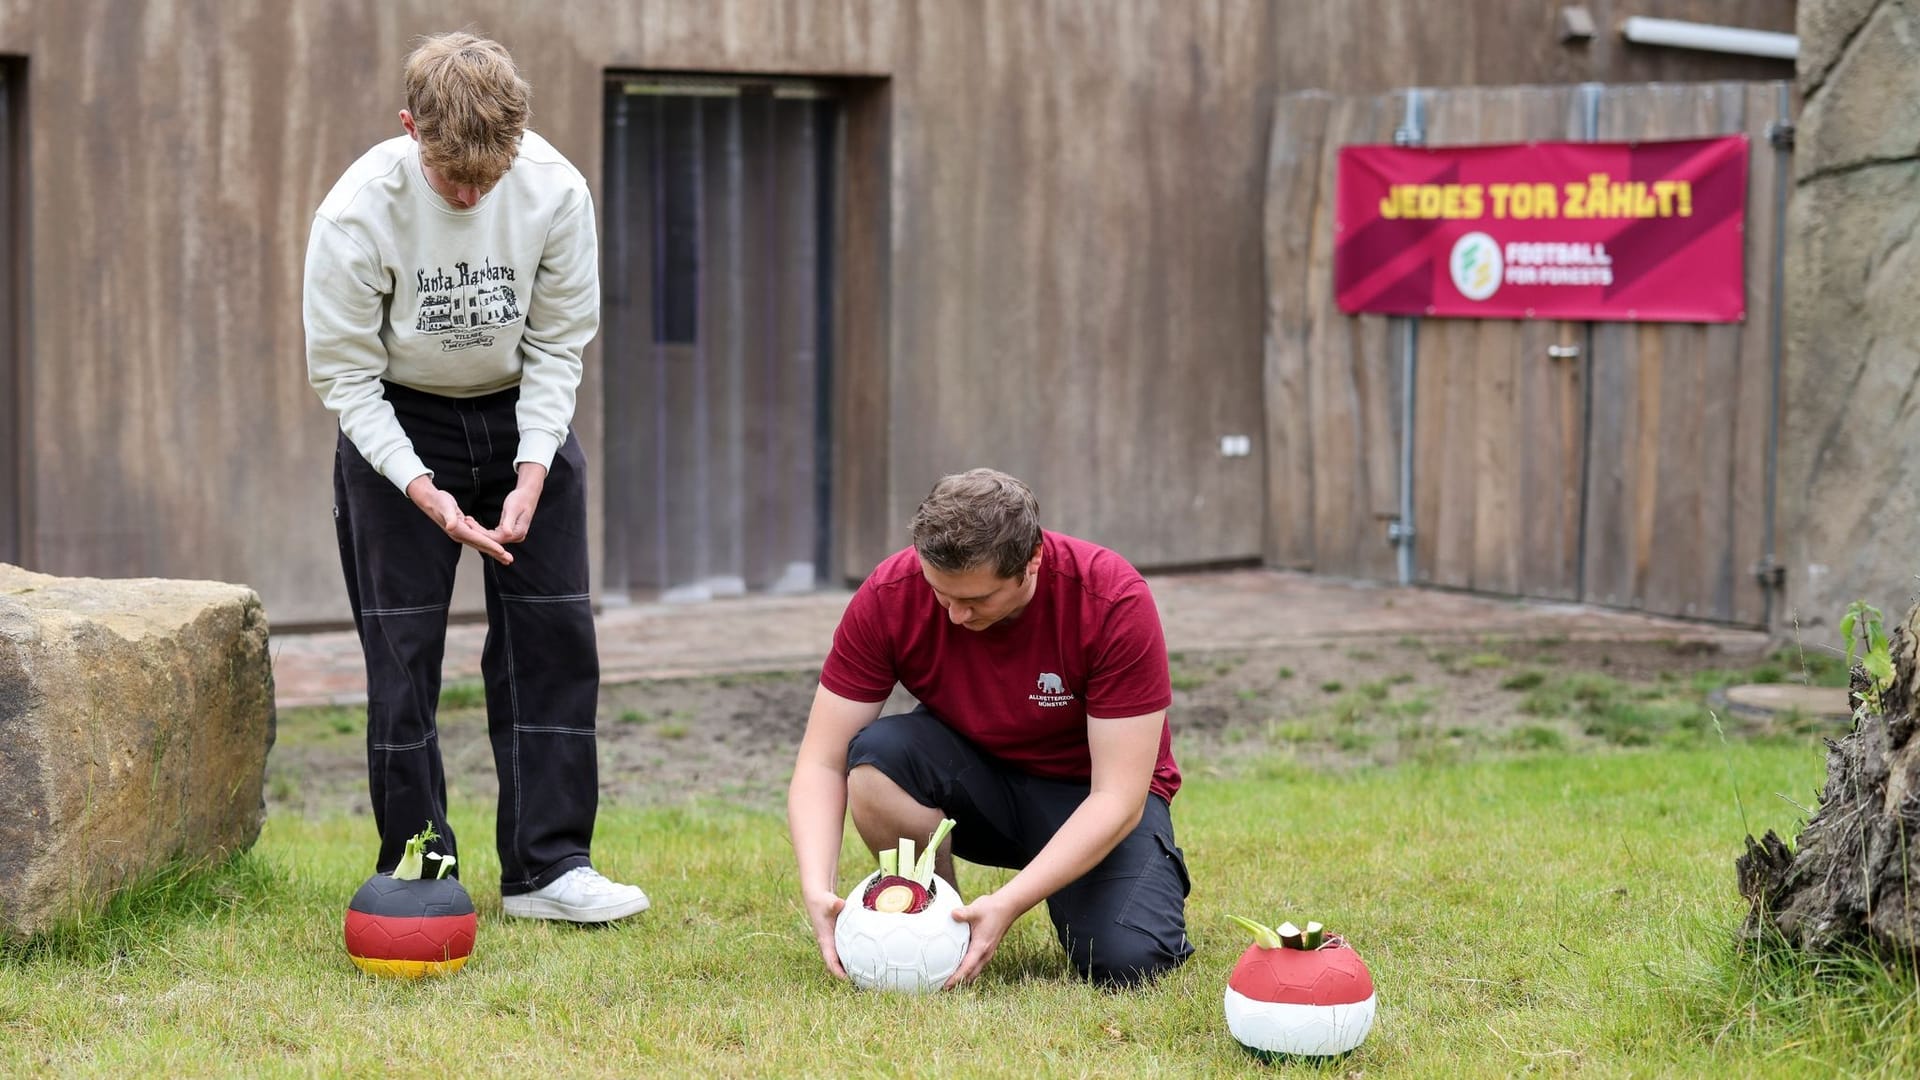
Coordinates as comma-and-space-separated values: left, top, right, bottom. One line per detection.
862, 874, 933, 914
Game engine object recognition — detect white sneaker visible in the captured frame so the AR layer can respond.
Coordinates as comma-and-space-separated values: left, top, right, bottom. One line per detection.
501, 867, 651, 923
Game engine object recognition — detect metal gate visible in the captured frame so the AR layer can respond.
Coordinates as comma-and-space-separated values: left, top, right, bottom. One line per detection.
1264, 81, 1790, 627
601, 76, 839, 602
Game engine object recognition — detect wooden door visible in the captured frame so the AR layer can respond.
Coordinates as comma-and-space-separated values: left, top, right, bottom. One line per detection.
1579, 84, 1781, 625
1266, 81, 1785, 626
602, 78, 838, 601
1411, 87, 1588, 601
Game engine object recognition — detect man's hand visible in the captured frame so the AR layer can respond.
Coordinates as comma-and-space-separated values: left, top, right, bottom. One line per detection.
946, 889, 1021, 988
803, 886, 849, 979
405, 474, 513, 565
488, 463, 547, 546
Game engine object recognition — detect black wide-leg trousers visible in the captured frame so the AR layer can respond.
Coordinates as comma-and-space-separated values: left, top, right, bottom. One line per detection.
332, 381, 599, 896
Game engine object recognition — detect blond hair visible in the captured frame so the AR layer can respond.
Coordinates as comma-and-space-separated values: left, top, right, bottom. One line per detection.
910, 469, 1043, 579
403, 32, 530, 186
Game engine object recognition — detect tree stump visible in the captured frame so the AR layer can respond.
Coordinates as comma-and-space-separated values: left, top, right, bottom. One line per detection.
1737, 603, 1920, 957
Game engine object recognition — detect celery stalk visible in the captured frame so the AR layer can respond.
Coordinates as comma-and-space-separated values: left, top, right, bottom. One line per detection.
913, 819, 956, 885
1226, 914, 1284, 950
879, 848, 898, 877
898, 838, 916, 881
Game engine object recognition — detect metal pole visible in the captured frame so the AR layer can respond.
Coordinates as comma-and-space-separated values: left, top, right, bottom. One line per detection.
1760, 82, 1793, 626
1392, 90, 1426, 585
1574, 83, 1602, 603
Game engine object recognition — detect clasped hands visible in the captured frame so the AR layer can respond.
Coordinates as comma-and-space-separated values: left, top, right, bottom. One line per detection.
405, 463, 546, 565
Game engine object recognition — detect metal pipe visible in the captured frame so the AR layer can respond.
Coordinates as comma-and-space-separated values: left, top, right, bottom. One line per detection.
1393, 90, 1426, 586
1621, 17, 1798, 61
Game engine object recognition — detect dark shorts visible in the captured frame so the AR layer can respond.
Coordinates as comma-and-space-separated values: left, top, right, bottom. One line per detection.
845, 708, 1193, 988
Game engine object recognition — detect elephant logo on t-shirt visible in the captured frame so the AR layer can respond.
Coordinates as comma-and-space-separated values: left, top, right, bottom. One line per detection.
1036, 672, 1066, 695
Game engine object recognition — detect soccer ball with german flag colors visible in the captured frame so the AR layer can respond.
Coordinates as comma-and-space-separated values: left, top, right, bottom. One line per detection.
343, 872, 477, 978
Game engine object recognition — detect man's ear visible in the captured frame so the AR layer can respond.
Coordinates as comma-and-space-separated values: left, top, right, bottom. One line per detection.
399, 109, 419, 139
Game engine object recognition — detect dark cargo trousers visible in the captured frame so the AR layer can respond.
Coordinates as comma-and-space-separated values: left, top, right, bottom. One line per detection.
332, 381, 598, 896
846, 708, 1195, 988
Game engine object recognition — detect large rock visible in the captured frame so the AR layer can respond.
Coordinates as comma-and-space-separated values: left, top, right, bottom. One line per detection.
1779, 0, 1920, 632
1795, 0, 1920, 181
1798, 0, 1891, 97
1778, 160, 1920, 631
0, 565, 275, 939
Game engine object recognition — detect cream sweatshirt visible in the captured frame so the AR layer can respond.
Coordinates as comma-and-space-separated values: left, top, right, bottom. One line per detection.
303, 132, 599, 492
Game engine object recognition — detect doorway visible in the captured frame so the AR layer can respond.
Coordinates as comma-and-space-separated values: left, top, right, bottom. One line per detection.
601, 75, 840, 602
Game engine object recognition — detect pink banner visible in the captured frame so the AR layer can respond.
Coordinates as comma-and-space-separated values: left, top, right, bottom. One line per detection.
1334, 136, 1748, 322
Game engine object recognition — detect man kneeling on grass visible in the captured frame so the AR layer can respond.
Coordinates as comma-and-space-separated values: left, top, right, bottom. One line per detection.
788, 468, 1192, 988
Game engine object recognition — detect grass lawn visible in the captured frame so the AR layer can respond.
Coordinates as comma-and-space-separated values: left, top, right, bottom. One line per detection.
7, 732, 1916, 1077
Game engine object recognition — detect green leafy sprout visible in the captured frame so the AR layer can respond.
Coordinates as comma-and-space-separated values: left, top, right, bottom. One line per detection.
393, 821, 456, 881
1228, 914, 1325, 950
1841, 600, 1896, 722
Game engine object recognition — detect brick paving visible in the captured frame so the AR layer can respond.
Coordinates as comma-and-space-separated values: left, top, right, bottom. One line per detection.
269, 568, 1769, 709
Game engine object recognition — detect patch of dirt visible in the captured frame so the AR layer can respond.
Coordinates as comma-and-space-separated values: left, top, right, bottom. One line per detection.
266, 634, 1827, 819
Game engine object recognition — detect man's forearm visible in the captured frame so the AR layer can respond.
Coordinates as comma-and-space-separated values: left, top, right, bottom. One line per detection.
992, 789, 1146, 914
788, 761, 850, 895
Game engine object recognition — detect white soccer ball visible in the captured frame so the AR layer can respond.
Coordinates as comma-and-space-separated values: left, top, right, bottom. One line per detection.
832, 871, 971, 994
1224, 985, 1377, 1057
1223, 938, 1377, 1057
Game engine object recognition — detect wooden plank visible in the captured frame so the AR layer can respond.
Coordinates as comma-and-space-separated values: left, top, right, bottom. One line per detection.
832, 81, 892, 583
1512, 88, 1586, 601
1584, 84, 1662, 612
1305, 92, 1395, 577
1403, 83, 1586, 601
1577, 84, 1695, 619
1727, 82, 1790, 627
1304, 95, 1365, 575
1580, 82, 1764, 623
1679, 85, 1751, 622
1412, 89, 1491, 592
1262, 90, 1333, 570
1637, 86, 1709, 618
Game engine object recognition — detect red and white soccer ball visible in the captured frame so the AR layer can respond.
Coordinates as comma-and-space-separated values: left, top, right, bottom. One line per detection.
1223, 934, 1376, 1057
833, 870, 971, 994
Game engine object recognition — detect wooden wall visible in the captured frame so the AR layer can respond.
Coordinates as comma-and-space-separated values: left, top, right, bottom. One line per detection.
0, 0, 1797, 625
1264, 81, 1789, 626
1270, 0, 1797, 91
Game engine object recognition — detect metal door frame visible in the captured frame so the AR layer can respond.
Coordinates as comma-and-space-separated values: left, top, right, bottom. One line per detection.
0, 58, 26, 568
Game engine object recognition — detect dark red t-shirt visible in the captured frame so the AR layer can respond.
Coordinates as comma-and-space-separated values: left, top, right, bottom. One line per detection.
820, 531, 1180, 802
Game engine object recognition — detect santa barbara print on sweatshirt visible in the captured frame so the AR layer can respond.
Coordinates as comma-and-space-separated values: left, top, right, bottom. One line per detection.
414, 259, 524, 350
